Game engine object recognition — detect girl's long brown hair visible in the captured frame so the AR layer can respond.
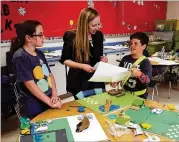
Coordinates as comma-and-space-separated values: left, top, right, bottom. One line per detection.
74, 8, 99, 63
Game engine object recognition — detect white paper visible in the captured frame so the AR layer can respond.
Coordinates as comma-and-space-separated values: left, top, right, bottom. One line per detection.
104, 45, 127, 50
67, 113, 108, 142
149, 57, 179, 65
148, 57, 165, 63
44, 50, 62, 57
89, 62, 131, 82
93, 62, 99, 70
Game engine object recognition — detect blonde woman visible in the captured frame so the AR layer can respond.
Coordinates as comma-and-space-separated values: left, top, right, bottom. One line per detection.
60, 8, 107, 99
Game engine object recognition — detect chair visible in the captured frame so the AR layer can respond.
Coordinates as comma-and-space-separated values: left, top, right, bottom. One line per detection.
148, 80, 159, 101
76, 88, 105, 99
13, 82, 21, 120
6, 51, 21, 119
14, 104, 21, 120
152, 66, 166, 82
1, 66, 16, 119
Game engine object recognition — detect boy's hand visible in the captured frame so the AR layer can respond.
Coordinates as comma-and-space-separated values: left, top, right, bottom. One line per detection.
131, 68, 142, 78
100, 56, 108, 63
110, 81, 120, 88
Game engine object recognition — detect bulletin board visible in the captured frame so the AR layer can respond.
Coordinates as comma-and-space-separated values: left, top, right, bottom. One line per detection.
1, 1, 87, 40
1, 1, 167, 40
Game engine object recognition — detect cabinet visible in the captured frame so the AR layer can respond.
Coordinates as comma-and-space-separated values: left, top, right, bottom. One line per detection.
107, 54, 120, 66
106, 50, 131, 66
49, 62, 67, 95
120, 50, 131, 60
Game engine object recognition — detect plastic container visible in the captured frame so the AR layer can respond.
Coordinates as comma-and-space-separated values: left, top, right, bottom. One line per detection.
173, 31, 179, 40
155, 20, 165, 31
147, 43, 165, 55
167, 19, 179, 31
164, 40, 173, 51
173, 39, 179, 51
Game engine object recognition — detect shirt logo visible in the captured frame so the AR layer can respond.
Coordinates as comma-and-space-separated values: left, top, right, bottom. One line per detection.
39, 59, 44, 65
124, 62, 140, 70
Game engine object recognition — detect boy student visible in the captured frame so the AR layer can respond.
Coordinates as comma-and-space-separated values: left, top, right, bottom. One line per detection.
118, 32, 152, 99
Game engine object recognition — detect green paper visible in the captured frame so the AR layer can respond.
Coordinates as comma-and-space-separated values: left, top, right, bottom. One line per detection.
148, 111, 179, 124
124, 107, 179, 141
132, 98, 144, 106
46, 118, 74, 142
31, 118, 74, 142
116, 116, 130, 125
77, 92, 137, 114
165, 124, 179, 141
125, 107, 151, 124
112, 93, 138, 107
143, 119, 170, 135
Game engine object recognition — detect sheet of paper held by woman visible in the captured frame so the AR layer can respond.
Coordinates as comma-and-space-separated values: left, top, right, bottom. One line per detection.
89, 61, 130, 82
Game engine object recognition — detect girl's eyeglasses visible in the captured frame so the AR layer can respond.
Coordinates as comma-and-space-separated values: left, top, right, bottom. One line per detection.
31, 34, 45, 38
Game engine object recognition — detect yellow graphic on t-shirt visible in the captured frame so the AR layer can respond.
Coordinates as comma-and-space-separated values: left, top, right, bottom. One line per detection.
33, 66, 44, 80
37, 79, 48, 92
47, 76, 52, 88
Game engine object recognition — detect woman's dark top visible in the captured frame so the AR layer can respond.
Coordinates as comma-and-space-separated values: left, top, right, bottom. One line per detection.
60, 30, 105, 97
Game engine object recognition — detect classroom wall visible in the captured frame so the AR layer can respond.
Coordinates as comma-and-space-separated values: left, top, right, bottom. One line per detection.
115, 1, 167, 33
166, 1, 179, 19
1, 1, 87, 40
1, 1, 167, 40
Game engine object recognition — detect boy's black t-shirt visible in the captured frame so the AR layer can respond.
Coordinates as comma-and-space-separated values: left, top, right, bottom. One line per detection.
119, 54, 152, 92
13, 48, 52, 106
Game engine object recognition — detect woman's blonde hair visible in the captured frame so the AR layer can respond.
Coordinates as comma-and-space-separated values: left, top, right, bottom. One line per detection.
74, 8, 99, 63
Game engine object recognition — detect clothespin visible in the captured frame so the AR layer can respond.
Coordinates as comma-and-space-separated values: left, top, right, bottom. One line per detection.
104, 100, 112, 112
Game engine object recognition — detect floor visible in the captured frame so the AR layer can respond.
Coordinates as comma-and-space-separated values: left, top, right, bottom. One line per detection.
1, 82, 179, 142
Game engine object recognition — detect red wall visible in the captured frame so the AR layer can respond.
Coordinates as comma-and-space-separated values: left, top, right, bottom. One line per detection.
116, 1, 167, 33
95, 1, 118, 34
1, 1, 167, 40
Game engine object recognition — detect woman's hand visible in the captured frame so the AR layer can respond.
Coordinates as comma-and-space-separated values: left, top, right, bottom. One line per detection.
100, 56, 108, 63
81, 64, 95, 73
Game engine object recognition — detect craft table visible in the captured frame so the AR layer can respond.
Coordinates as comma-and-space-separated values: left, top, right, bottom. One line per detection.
31, 100, 172, 141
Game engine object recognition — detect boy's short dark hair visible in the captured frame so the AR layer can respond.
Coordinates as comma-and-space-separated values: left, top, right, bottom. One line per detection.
130, 32, 149, 46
